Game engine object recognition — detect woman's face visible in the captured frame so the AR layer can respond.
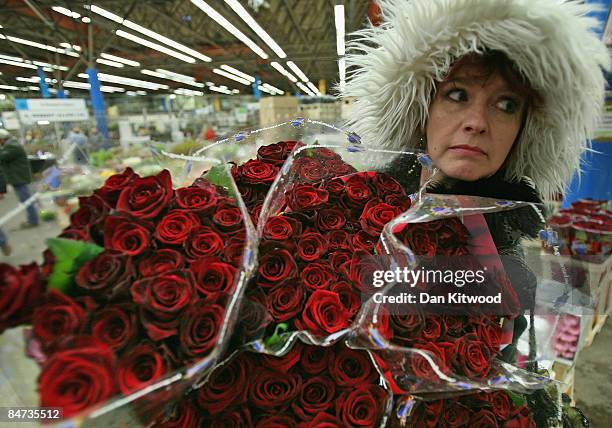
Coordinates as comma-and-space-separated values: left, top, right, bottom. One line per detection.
425, 63, 527, 181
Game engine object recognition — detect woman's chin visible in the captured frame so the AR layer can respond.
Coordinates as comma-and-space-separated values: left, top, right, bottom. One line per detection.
439, 165, 491, 182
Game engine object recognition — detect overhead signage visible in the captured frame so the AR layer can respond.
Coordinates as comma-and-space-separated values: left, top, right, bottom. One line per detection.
15, 98, 89, 124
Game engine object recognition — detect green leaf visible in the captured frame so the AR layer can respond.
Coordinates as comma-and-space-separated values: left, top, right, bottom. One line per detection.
264, 323, 289, 348
204, 165, 238, 199
47, 238, 104, 294
506, 391, 527, 408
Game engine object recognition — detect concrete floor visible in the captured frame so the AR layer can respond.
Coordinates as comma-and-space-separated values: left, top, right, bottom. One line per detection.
0, 188, 611, 426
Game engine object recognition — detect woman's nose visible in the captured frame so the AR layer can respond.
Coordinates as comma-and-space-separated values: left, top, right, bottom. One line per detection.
462, 103, 488, 134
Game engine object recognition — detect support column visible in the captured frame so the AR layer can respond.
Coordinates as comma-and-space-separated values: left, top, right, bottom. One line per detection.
86, 67, 109, 141
36, 67, 50, 98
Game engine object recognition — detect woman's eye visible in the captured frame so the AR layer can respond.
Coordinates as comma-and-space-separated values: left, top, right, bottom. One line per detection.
446, 88, 467, 102
497, 98, 520, 114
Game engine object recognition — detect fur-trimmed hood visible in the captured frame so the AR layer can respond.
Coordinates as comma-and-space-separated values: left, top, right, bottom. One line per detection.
343, 0, 610, 200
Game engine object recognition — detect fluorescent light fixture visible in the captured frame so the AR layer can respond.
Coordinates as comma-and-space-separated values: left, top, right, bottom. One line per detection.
100, 53, 140, 67
213, 68, 251, 86
64, 80, 125, 93
78, 72, 169, 90
334, 5, 345, 56
286, 61, 309, 82
270, 61, 297, 83
141, 69, 204, 88
262, 82, 284, 95
96, 58, 124, 68
1, 35, 79, 57
51, 6, 80, 19
0, 84, 19, 90
209, 85, 233, 95
306, 81, 321, 96
82, 17, 91, 23
338, 57, 346, 92
191, 0, 269, 59
232, 89, 239, 94
89, 5, 211, 62
296, 82, 315, 96
219, 64, 255, 83
223, 0, 286, 58
174, 88, 204, 96
31, 60, 68, 71
116, 30, 196, 63
37, 120, 50, 125
0, 59, 37, 69
28, 86, 40, 91
16, 76, 57, 83
0, 53, 24, 62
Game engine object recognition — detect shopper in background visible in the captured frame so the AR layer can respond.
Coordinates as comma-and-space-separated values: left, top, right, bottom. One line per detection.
344, 0, 609, 426
89, 127, 104, 152
69, 127, 89, 165
0, 129, 39, 229
0, 163, 11, 256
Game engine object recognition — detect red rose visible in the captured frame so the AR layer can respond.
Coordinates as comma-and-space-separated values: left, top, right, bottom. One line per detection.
235, 296, 272, 343
300, 345, 330, 375
260, 342, 303, 373
190, 257, 237, 297
91, 304, 137, 352
422, 316, 443, 341
325, 179, 345, 200
183, 226, 225, 261
263, 216, 303, 241
489, 391, 511, 420
179, 300, 224, 358
224, 237, 247, 266
390, 314, 424, 345
257, 142, 287, 166
197, 354, 252, 414
155, 209, 200, 245
315, 208, 347, 231
287, 184, 329, 212
406, 227, 437, 256
70, 194, 109, 230
422, 400, 445, 428
76, 250, 132, 298
297, 232, 329, 262
95, 167, 138, 208
241, 159, 279, 184
385, 193, 411, 211
59, 227, 90, 242
451, 333, 492, 379
117, 342, 168, 395
371, 173, 403, 194
324, 159, 356, 176
33, 290, 86, 349
475, 318, 502, 354
255, 415, 297, 428
156, 400, 202, 428
349, 250, 384, 292
39, 337, 117, 418
331, 347, 377, 387
360, 200, 399, 236
280, 140, 302, 153
327, 230, 353, 251
297, 290, 351, 335
0, 263, 45, 333
212, 203, 244, 233
302, 412, 343, 427
329, 251, 351, 272
352, 230, 377, 252
138, 249, 184, 277
469, 409, 499, 428
506, 405, 536, 428
444, 315, 467, 337
104, 215, 152, 256
239, 184, 263, 207
266, 281, 305, 322
175, 184, 218, 213
249, 369, 302, 410
250, 203, 264, 225
444, 402, 471, 428
336, 385, 387, 427
257, 249, 298, 287
295, 157, 328, 182
330, 281, 361, 315
131, 271, 195, 341
343, 174, 371, 207
209, 408, 253, 428
292, 376, 336, 420
116, 169, 173, 219
411, 342, 449, 381
300, 262, 336, 291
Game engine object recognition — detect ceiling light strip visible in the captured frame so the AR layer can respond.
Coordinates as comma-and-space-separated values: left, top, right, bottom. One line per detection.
212, 68, 251, 86
219, 64, 255, 82
100, 53, 140, 67
334, 5, 345, 56
116, 30, 196, 63
286, 61, 309, 82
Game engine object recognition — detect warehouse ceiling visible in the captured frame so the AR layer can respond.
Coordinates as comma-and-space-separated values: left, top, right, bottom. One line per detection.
0, 0, 372, 97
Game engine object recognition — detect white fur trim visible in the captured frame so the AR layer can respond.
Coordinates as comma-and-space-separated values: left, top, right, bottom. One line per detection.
343, 0, 611, 200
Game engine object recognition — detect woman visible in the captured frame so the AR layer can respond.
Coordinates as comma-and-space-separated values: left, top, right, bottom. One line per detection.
343, 0, 609, 426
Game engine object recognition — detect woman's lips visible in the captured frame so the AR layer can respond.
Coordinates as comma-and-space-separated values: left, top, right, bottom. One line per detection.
448, 145, 486, 156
